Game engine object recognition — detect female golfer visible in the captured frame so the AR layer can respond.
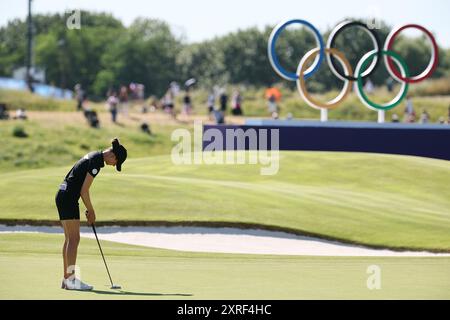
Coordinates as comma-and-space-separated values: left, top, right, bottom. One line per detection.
56, 138, 127, 290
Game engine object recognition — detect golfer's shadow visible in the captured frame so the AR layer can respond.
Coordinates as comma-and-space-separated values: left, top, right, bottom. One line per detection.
90, 289, 193, 297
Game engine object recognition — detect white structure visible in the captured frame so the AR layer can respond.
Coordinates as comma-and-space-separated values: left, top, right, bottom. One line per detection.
12, 66, 45, 83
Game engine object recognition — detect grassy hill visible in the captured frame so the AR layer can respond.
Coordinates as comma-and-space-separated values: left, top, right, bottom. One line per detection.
0, 112, 186, 172
0, 152, 449, 251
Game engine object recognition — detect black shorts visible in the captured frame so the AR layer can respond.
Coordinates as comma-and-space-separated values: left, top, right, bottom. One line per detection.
55, 190, 80, 221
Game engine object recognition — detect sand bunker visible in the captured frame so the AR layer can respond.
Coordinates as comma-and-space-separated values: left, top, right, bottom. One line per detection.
1, 225, 448, 257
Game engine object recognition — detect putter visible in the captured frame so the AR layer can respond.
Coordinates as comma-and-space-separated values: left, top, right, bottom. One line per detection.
86, 211, 121, 290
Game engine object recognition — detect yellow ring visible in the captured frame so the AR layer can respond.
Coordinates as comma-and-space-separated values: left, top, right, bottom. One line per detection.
296, 48, 353, 110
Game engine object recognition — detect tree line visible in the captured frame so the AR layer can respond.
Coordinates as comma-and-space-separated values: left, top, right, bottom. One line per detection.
1, 11, 449, 99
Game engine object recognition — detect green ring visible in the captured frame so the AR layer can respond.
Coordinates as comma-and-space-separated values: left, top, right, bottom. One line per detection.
357, 50, 410, 111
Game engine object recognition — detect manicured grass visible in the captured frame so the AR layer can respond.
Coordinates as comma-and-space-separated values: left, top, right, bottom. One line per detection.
0, 152, 449, 251
0, 233, 448, 300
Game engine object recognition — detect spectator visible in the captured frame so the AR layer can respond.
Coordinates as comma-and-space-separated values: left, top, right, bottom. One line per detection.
231, 90, 243, 116
420, 110, 430, 124
219, 90, 228, 113
364, 79, 375, 94
207, 91, 215, 115
448, 106, 450, 124
137, 84, 145, 101
286, 113, 293, 121
169, 81, 180, 97
140, 122, 152, 135
272, 112, 279, 120
0, 103, 9, 120
213, 110, 225, 124
391, 113, 400, 123
13, 108, 28, 120
107, 92, 119, 123
438, 116, 446, 125
129, 83, 138, 100
81, 96, 90, 110
265, 86, 282, 116
74, 84, 85, 111
119, 85, 129, 117
386, 78, 394, 93
162, 90, 176, 118
83, 105, 100, 128
268, 94, 278, 115
404, 96, 416, 123
133, 83, 146, 113
184, 78, 197, 90
183, 91, 193, 115
148, 97, 158, 113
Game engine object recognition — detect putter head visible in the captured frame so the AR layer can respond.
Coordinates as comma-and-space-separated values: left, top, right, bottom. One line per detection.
111, 285, 122, 290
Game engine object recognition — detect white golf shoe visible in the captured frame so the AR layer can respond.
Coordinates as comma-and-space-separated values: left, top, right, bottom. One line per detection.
62, 278, 94, 291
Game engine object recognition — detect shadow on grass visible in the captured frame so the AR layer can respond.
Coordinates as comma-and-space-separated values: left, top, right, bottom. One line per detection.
89, 289, 193, 297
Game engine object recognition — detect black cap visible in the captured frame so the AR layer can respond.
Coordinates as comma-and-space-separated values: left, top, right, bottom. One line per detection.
111, 138, 127, 172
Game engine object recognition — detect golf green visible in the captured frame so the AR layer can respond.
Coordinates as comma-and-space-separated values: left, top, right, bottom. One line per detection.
0, 233, 449, 300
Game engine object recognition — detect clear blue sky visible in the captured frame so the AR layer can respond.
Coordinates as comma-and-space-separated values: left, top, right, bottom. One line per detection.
1, 0, 449, 47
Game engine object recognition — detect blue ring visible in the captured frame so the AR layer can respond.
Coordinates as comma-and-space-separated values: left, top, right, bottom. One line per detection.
269, 19, 325, 81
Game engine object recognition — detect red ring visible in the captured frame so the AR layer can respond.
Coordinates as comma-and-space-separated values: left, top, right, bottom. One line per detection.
385, 24, 439, 84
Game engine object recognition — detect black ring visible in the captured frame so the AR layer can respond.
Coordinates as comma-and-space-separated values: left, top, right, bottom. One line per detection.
328, 21, 382, 81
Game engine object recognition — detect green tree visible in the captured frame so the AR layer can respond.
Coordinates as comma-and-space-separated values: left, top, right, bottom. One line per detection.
34, 12, 124, 93
218, 27, 277, 86
1, 12, 448, 97
94, 18, 182, 97
177, 40, 228, 88
1, 12, 124, 95
0, 19, 27, 75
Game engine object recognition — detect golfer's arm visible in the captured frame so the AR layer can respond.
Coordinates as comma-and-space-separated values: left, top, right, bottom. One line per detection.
80, 173, 95, 212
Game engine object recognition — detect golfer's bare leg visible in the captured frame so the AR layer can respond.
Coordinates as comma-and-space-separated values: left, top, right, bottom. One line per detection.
61, 223, 69, 279
61, 220, 80, 279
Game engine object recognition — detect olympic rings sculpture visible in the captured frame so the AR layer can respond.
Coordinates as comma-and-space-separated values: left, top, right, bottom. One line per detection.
268, 19, 439, 113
